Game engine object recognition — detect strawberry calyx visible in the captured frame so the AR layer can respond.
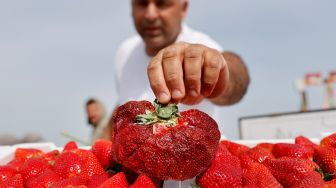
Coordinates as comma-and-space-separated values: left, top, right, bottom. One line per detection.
136, 99, 182, 129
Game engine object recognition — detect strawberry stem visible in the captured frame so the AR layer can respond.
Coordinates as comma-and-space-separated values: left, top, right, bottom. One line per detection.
136, 99, 181, 127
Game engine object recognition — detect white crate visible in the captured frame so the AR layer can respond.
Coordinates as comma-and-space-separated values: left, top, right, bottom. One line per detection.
0, 142, 56, 165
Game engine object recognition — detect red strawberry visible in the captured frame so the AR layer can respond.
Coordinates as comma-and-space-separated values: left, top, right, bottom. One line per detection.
0, 174, 24, 188
196, 149, 242, 188
246, 147, 274, 163
98, 172, 128, 188
321, 133, 336, 148
255, 143, 274, 153
242, 162, 282, 188
7, 158, 25, 171
220, 140, 250, 157
25, 169, 61, 188
42, 149, 60, 166
91, 139, 113, 168
264, 157, 324, 188
53, 151, 83, 178
292, 171, 324, 188
113, 100, 220, 180
63, 141, 78, 151
81, 151, 105, 178
0, 165, 17, 183
129, 174, 156, 188
240, 154, 255, 169
272, 143, 314, 160
19, 157, 50, 181
15, 148, 43, 161
295, 135, 318, 147
325, 178, 336, 187
87, 173, 110, 188
314, 147, 336, 175
53, 176, 87, 188
239, 147, 274, 170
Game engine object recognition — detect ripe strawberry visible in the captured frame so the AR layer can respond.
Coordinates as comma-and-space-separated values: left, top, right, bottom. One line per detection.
81, 151, 105, 178
242, 162, 282, 188
295, 135, 318, 147
0, 174, 24, 188
129, 174, 156, 188
291, 171, 324, 188
220, 140, 250, 157
272, 143, 314, 160
91, 139, 113, 168
63, 141, 78, 151
42, 149, 60, 166
255, 143, 274, 153
25, 169, 61, 188
0, 165, 17, 183
196, 149, 242, 188
7, 158, 25, 171
264, 157, 324, 188
19, 157, 50, 181
314, 147, 336, 175
240, 154, 255, 169
53, 176, 87, 188
245, 147, 274, 163
98, 172, 129, 188
217, 141, 233, 155
321, 133, 336, 148
87, 173, 110, 188
113, 100, 220, 180
15, 148, 43, 161
53, 151, 83, 178
325, 178, 336, 187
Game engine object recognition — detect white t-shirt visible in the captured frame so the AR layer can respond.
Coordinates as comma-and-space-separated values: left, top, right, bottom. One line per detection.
114, 24, 223, 123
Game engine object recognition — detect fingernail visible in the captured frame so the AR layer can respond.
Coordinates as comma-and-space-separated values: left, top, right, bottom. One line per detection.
189, 89, 198, 97
172, 89, 183, 99
158, 92, 169, 102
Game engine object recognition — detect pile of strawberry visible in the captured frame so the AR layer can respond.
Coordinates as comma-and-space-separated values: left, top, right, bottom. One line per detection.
0, 140, 157, 188
195, 133, 336, 188
3, 134, 336, 188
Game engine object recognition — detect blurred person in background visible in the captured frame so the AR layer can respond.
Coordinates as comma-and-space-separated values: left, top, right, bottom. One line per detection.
0, 133, 43, 145
113, 0, 249, 123
86, 98, 110, 144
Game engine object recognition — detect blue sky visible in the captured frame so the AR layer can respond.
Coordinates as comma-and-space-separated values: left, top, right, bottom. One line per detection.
0, 1, 335, 146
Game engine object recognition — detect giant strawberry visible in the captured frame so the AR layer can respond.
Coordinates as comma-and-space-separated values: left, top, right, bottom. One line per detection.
112, 100, 220, 180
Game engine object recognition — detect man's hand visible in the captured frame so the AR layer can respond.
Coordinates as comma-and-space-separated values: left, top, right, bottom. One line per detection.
147, 42, 230, 105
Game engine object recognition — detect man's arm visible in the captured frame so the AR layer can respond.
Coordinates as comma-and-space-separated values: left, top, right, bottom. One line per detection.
210, 51, 250, 105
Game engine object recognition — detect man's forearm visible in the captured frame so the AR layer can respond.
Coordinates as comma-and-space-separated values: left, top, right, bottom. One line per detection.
211, 51, 250, 105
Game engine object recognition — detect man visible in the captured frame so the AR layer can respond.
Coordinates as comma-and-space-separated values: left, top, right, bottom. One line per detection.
114, 0, 249, 123
86, 98, 110, 144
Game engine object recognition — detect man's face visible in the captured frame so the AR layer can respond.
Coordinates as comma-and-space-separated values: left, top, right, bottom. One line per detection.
87, 103, 103, 126
132, 0, 188, 56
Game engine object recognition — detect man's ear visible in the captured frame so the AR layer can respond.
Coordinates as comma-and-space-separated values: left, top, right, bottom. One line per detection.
181, 0, 189, 18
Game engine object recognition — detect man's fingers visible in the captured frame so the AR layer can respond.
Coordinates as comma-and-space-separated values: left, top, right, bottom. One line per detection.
147, 53, 171, 104
183, 44, 204, 98
201, 49, 223, 97
162, 46, 185, 102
